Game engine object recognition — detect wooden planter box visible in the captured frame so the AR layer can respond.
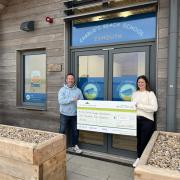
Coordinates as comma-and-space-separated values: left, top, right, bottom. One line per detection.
134, 131, 180, 180
0, 124, 66, 180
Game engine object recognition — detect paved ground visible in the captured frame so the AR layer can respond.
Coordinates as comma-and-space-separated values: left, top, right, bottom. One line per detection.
67, 154, 134, 180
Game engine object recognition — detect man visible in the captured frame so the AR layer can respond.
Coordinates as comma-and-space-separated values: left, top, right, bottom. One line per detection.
58, 73, 84, 154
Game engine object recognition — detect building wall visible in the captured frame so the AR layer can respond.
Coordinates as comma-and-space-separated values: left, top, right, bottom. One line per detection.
0, 0, 179, 133
0, 0, 65, 132
177, 1, 180, 132
156, 0, 169, 131
156, 0, 180, 132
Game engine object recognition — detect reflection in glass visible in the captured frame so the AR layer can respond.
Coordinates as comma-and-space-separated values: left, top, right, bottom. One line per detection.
24, 54, 46, 104
78, 55, 104, 100
78, 55, 105, 146
79, 131, 104, 145
113, 52, 145, 101
112, 51, 145, 152
112, 135, 136, 151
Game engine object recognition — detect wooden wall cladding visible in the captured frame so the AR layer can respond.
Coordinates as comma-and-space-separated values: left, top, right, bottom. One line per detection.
0, 0, 65, 131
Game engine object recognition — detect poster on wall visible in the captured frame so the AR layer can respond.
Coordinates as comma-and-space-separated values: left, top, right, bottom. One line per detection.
24, 70, 46, 103
24, 54, 46, 104
31, 71, 41, 87
77, 100, 137, 136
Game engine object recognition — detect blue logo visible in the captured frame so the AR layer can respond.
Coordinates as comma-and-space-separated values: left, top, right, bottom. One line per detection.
26, 94, 31, 100
119, 83, 136, 101
83, 83, 98, 100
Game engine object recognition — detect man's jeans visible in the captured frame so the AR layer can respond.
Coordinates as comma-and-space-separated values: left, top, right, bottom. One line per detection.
59, 114, 78, 147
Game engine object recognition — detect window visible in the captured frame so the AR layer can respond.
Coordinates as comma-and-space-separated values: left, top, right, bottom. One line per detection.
17, 50, 46, 110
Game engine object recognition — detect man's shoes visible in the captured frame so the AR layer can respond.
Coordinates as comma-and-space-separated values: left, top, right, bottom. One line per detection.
133, 158, 140, 167
73, 145, 83, 154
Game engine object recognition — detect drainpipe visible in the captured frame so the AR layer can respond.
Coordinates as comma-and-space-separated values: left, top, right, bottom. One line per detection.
166, 0, 179, 132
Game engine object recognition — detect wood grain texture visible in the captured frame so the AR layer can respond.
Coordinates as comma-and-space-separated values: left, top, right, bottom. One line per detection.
134, 131, 180, 180
0, 0, 65, 130
0, 125, 66, 179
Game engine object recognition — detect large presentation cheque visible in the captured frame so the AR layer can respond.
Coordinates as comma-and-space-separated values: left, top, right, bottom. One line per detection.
77, 100, 137, 136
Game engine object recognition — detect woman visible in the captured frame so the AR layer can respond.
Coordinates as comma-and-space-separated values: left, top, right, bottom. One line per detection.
132, 75, 158, 167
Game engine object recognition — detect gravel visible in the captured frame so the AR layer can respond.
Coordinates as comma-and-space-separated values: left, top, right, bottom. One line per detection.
147, 133, 180, 172
0, 126, 57, 144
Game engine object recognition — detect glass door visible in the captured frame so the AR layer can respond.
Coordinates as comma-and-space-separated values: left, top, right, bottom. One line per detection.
108, 46, 150, 157
72, 45, 152, 156
74, 50, 109, 152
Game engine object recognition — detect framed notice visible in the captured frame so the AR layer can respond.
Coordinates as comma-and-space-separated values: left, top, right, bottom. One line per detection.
77, 100, 137, 136
23, 53, 46, 104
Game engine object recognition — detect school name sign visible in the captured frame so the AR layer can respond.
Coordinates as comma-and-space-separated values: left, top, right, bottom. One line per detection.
77, 100, 137, 136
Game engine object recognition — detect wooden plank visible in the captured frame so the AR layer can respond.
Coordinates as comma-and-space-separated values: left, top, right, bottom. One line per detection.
0, 124, 65, 165
44, 167, 66, 180
33, 134, 66, 165
0, 111, 60, 123
0, 33, 64, 47
134, 131, 180, 180
0, 60, 16, 66
159, 131, 180, 137
46, 48, 64, 57
42, 150, 66, 180
134, 165, 180, 180
0, 156, 39, 180
0, 173, 22, 180
138, 131, 159, 166
0, 20, 63, 35
47, 93, 59, 100
0, 125, 66, 179
1, 2, 62, 21
8, 0, 62, 10
0, 137, 35, 164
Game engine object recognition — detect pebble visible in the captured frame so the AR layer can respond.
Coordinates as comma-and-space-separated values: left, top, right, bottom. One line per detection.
147, 133, 180, 172
0, 126, 57, 144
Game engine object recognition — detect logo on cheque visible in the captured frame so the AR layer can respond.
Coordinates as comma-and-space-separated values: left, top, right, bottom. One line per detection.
83, 83, 98, 100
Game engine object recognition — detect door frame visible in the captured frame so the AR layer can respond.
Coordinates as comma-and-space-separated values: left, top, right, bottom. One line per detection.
108, 46, 151, 100
70, 41, 156, 157
107, 46, 152, 157
74, 50, 109, 100
74, 50, 109, 152
71, 41, 156, 93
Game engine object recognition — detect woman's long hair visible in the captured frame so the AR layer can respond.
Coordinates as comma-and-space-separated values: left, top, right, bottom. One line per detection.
136, 75, 151, 91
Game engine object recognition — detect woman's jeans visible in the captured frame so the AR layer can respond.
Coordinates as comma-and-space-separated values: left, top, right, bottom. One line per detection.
59, 114, 78, 147
137, 116, 154, 158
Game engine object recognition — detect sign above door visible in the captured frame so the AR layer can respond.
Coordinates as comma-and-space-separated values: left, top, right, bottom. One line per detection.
72, 13, 156, 47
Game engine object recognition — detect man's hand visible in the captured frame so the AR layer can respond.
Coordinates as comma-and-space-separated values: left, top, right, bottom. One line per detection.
72, 97, 78, 102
